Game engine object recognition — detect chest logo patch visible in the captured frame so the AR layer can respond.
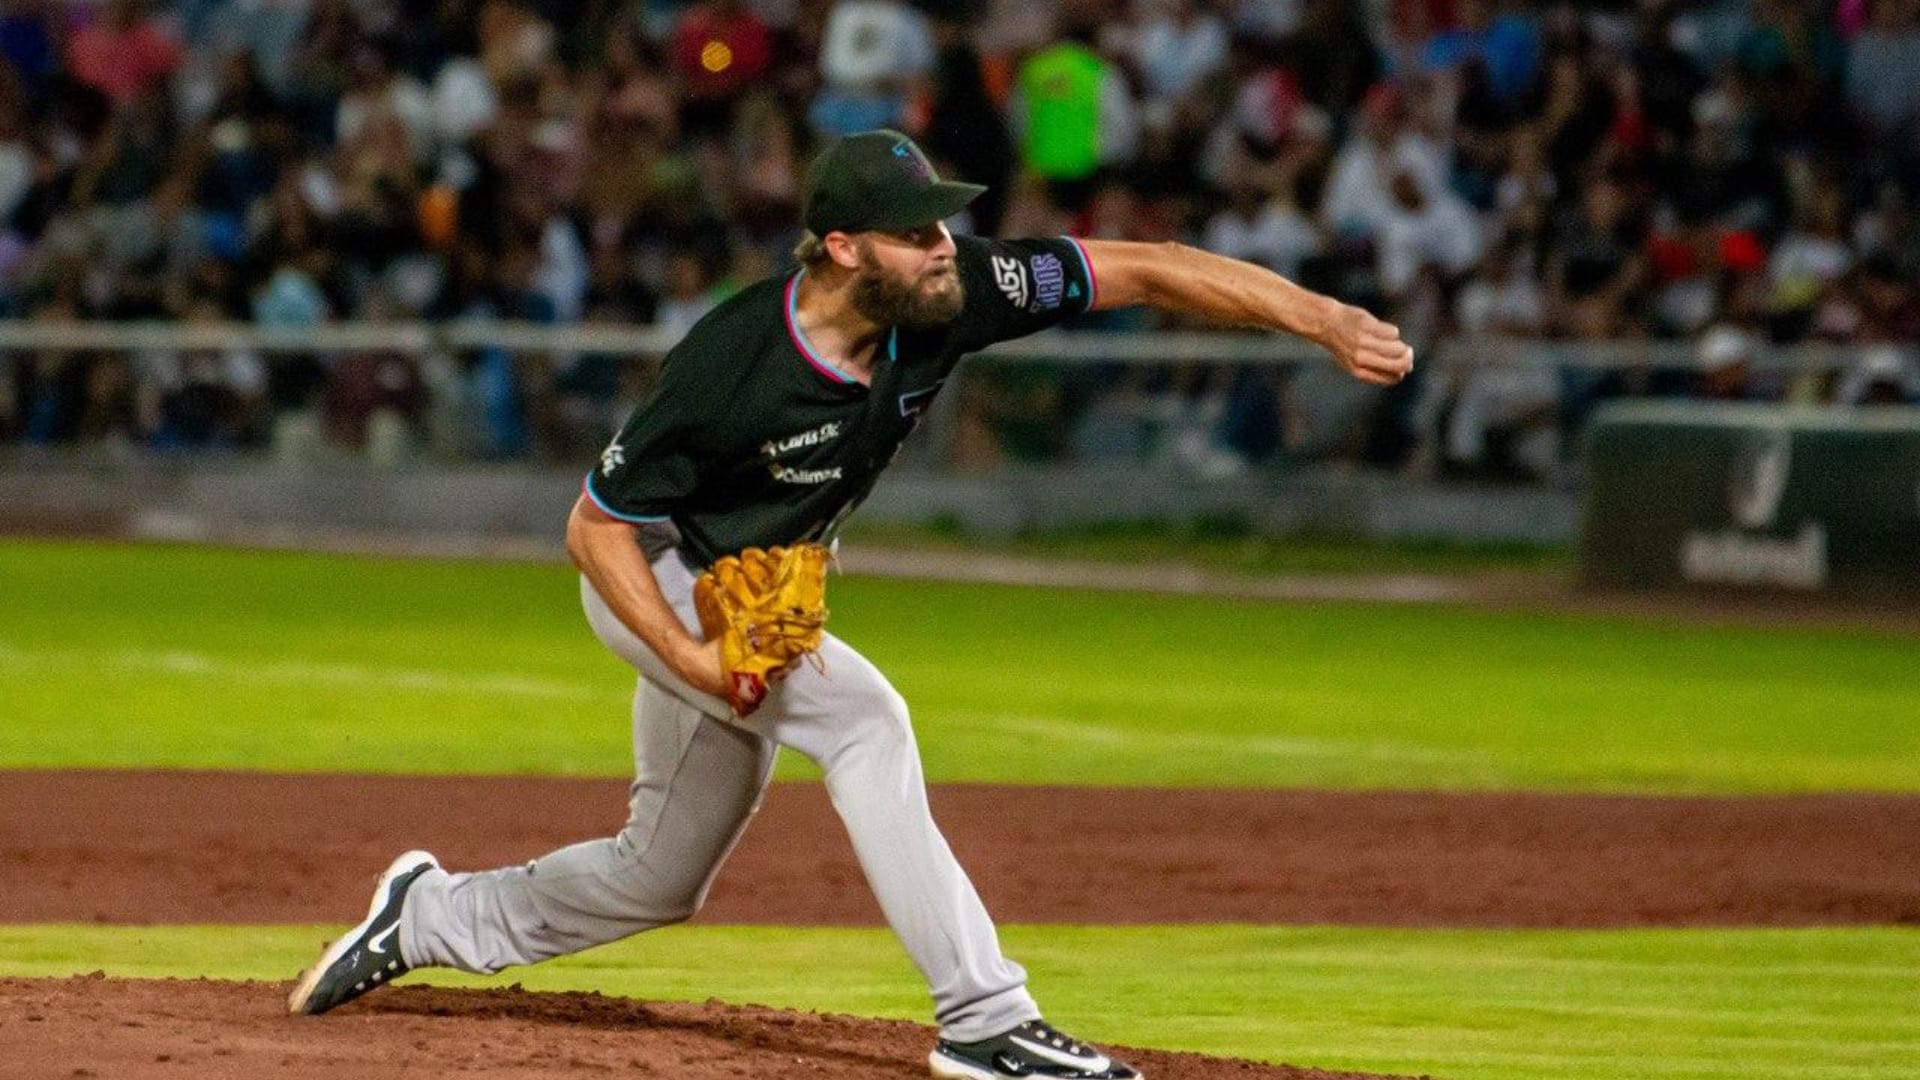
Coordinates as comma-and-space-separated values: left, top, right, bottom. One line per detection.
769, 464, 843, 484
899, 381, 944, 420
761, 421, 842, 460
992, 255, 1029, 309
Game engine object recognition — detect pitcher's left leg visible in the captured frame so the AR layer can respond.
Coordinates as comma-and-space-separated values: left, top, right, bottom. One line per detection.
740, 637, 1038, 1043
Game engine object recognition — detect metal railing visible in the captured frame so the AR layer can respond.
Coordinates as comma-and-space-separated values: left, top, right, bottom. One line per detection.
0, 320, 1911, 371
1, 321, 1914, 482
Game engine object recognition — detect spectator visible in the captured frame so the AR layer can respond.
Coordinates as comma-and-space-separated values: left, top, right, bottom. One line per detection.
139, 296, 268, 449
1421, 0, 1541, 108
1492, 128, 1557, 239
281, 0, 363, 144
1770, 185, 1853, 335
1644, 226, 1719, 338
0, 0, 1913, 472
1428, 235, 1559, 478
1833, 345, 1920, 406
584, 20, 678, 147
1232, 0, 1301, 43
1548, 177, 1646, 339
1853, 182, 1920, 281
1009, 16, 1139, 211
1287, 0, 1379, 118
0, 1, 60, 100
1845, 0, 1920, 144
323, 291, 426, 451
429, 51, 501, 157
1690, 323, 1758, 402
18, 287, 90, 445
1377, 159, 1481, 300
672, 0, 775, 136
1630, 0, 1706, 149
179, 0, 313, 101
335, 40, 432, 161
1535, 46, 1616, 186
551, 239, 659, 454
581, 240, 658, 326
812, 0, 934, 136
78, 352, 141, 446
654, 247, 718, 343
1201, 156, 1321, 279
66, 0, 182, 106
186, 52, 286, 262
0, 66, 35, 230
918, 15, 1017, 235
729, 91, 805, 241
1659, 86, 1783, 234
1318, 84, 1444, 246
1132, 0, 1231, 110
1376, 0, 1435, 85
1849, 252, 1920, 342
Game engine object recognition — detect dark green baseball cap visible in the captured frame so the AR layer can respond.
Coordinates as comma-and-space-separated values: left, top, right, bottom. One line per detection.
803, 129, 986, 236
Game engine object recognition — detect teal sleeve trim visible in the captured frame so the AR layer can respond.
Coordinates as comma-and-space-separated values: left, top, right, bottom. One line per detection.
1062, 235, 1098, 310
583, 472, 672, 524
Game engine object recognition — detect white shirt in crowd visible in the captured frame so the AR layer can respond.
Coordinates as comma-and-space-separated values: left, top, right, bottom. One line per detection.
820, 0, 935, 92
1378, 168, 1481, 295
336, 75, 433, 161
1319, 133, 1448, 241
1768, 232, 1852, 289
1455, 267, 1546, 336
1134, 4, 1231, 104
1202, 201, 1321, 278
1232, 0, 1301, 40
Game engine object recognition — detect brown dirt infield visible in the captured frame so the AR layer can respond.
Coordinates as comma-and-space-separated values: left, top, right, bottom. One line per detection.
4, 771, 1917, 928
5, 770, 1917, 1080
0, 976, 1413, 1080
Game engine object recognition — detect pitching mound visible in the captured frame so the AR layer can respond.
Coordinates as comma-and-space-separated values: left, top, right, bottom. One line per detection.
0, 975, 1415, 1080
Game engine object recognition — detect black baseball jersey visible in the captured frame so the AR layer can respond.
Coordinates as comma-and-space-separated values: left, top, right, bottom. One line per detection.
585, 234, 1098, 566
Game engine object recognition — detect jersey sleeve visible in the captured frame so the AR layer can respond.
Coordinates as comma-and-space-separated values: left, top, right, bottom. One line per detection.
582, 354, 708, 523
948, 234, 1098, 352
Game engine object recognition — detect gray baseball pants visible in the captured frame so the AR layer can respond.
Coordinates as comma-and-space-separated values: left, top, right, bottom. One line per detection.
398, 550, 1039, 1041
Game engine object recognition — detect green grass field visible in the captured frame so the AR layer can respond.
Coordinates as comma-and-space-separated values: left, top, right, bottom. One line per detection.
1, 924, 1914, 1080
2, 538, 1916, 1080
1, 539, 1916, 790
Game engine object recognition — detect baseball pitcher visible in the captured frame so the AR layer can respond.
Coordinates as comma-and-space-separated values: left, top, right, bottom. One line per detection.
289, 129, 1413, 1080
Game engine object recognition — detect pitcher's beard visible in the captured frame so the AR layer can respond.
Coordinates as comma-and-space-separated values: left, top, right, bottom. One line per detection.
851, 265, 964, 329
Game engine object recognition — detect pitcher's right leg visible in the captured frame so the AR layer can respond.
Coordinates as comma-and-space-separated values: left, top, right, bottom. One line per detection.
399, 676, 775, 973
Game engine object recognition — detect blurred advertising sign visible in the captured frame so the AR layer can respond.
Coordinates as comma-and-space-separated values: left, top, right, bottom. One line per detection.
1580, 402, 1920, 598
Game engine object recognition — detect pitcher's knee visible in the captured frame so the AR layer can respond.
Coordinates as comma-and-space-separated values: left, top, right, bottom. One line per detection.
822, 683, 918, 770
603, 828, 709, 924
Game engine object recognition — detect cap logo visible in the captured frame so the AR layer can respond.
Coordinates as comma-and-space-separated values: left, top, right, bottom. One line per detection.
893, 141, 932, 182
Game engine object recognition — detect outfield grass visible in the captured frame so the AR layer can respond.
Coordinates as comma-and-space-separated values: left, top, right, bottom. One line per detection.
1, 923, 1914, 1080
2, 540, 1917, 791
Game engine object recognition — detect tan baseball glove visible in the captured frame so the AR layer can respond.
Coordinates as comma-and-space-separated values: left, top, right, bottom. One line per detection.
693, 543, 830, 716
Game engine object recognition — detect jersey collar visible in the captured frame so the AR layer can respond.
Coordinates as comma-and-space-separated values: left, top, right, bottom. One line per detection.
784, 270, 898, 386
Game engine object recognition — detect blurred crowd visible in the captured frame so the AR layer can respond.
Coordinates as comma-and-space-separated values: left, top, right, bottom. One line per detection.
0, 0, 1916, 479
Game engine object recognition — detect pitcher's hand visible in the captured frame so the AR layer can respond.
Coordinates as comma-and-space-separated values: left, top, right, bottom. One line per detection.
1321, 303, 1415, 386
